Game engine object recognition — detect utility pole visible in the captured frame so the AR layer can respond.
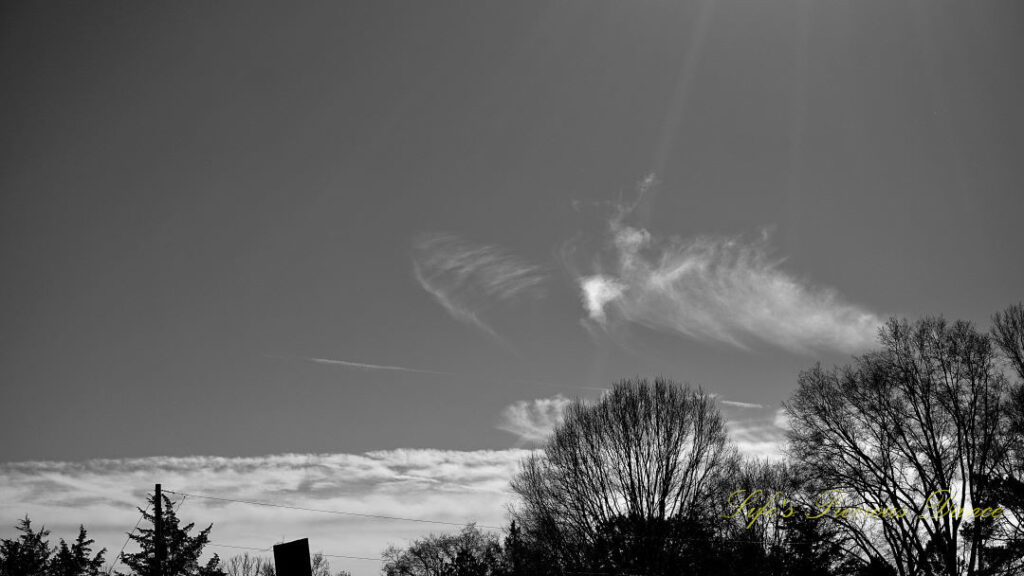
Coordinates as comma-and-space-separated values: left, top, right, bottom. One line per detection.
154, 484, 165, 576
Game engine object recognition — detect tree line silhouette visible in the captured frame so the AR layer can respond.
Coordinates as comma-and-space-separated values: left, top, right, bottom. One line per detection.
3, 304, 1022, 576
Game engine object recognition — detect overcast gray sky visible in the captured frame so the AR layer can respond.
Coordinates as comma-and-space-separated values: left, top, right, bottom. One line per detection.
2, 1, 1022, 573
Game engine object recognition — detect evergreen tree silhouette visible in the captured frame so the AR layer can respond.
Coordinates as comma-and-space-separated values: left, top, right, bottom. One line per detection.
118, 493, 225, 576
0, 517, 52, 576
50, 527, 105, 576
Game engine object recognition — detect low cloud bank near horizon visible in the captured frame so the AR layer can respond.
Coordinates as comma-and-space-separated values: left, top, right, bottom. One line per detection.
576, 204, 884, 354
1, 419, 788, 576
0, 450, 530, 576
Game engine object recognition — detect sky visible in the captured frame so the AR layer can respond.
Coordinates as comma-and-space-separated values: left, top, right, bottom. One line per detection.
2, 1, 1023, 574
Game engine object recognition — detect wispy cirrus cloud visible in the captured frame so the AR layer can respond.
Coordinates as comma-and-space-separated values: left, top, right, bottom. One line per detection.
496, 395, 573, 444
575, 195, 883, 354
412, 233, 546, 336
0, 450, 531, 576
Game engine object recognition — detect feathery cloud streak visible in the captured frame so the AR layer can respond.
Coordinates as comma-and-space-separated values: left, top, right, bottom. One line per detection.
496, 395, 572, 444
577, 208, 883, 354
413, 233, 546, 335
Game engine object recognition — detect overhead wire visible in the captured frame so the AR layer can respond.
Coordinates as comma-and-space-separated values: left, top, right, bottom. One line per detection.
105, 503, 150, 576
205, 542, 383, 563
163, 489, 501, 530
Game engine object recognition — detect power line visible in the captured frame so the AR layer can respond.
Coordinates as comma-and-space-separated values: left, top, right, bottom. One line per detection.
319, 552, 383, 563
163, 489, 501, 530
173, 493, 188, 514
207, 544, 268, 552
162, 489, 830, 545
206, 542, 383, 563
161, 488, 827, 571
106, 504, 150, 576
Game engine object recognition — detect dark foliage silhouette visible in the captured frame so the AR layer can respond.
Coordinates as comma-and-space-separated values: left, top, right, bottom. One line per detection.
0, 517, 105, 576
381, 524, 504, 576
118, 493, 225, 576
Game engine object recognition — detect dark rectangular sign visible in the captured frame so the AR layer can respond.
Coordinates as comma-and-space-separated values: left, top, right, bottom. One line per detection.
273, 538, 312, 576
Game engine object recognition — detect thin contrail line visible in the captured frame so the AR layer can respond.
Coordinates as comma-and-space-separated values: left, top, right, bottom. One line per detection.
272, 355, 607, 392
304, 357, 459, 376
720, 400, 765, 409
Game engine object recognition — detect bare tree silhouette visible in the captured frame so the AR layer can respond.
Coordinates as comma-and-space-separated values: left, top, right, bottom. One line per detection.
786, 315, 1020, 576
510, 377, 736, 575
